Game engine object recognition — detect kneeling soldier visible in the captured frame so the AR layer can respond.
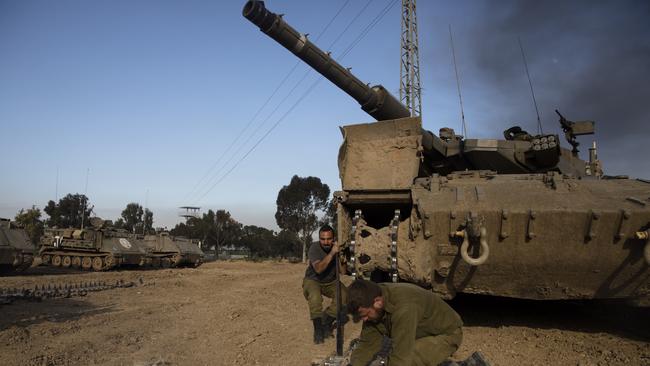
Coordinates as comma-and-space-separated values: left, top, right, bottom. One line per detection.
347, 279, 463, 366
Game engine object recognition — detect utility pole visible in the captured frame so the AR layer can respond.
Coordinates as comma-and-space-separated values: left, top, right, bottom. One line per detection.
399, 0, 422, 117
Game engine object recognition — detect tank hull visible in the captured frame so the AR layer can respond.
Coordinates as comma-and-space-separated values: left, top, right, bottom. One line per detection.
0, 219, 35, 273
141, 234, 205, 268
39, 228, 149, 271
337, 160, 650, 303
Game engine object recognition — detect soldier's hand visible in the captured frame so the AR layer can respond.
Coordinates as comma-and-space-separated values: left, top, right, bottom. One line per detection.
331, 240, 340, 255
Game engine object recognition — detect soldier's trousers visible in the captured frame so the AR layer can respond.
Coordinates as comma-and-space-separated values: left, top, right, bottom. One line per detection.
413, 327, 462, 366
302, 277, 348, 320
351, 327, 462, 366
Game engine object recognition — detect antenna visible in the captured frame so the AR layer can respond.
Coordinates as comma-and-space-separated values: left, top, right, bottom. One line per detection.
449, 25, 467, 137
81, 168, 90, 229
55, 166, 59, 202
518, 37, 543, 135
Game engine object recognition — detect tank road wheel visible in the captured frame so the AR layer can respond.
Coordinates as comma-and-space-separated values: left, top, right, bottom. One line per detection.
152, 257, 161, 267
52, 255, 62, 267
17, 255, 33, 272
92, 257, 104, 271
171, 254, 182, 267
71, 256, 82, 268
104, 255, 115, 269
41, 254, 52, 265
81, 257, 93, 270
62, 256, 72, 268
161, 258, 171, 268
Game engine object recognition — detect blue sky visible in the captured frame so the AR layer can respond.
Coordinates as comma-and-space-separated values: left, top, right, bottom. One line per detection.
1, 0, 648, 230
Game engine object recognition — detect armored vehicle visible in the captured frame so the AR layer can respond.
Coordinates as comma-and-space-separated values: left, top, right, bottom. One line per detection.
141, 232, 204, 268
0, 218, 34, 273
39, 217, 150, 271
244, 1, 650, 303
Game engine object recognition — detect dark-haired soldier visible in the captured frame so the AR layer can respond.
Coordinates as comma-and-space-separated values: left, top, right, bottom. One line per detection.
303, 224, 348, 344
347, 279, 464, 366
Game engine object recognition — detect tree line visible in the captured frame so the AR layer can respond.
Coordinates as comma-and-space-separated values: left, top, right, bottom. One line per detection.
11, 175, 336, 261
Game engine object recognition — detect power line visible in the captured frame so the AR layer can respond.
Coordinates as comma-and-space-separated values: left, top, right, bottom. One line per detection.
190, 1, 377, 204
182, 62, 300, 203
194, 0, 399, 204
183, 0, 353, 204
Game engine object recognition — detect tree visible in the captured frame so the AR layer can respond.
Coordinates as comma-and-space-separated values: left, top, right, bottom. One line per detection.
275, 175, 330, 262
113, 218, 125, 230
121, 203, 144, 233
215, 210, 241, 256
239, 225, 275, 258
143, 208, 154, 234
322, 198, 338, 233
14, 206, 44, 245
191, 210, 217, 251
170, 209, 242, 254
44, 193, 93, 228
275, 229, 302, 259
170, 221, 190, 237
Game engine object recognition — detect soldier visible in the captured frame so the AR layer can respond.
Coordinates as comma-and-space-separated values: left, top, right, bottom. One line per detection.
302, 224, 348, 344
347, 279, 464, 366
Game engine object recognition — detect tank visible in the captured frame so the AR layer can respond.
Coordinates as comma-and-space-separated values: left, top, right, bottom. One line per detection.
39, 217, 150, 271
141, 232, 204, 268
0, 218, 35, 273
243, 1, 650, 303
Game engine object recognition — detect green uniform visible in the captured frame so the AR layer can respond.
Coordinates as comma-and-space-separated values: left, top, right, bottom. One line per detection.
350, 283, 463, 366
303, 243, 348, 319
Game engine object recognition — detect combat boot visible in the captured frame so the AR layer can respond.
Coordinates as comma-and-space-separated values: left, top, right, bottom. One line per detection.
312, 318, 325, 344
321, 314, 336, 338
460, 352, 490, 366
438, 351, 491, 366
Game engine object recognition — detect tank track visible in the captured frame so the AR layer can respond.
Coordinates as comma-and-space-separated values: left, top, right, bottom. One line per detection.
39, 250, 134, 271
15, 253, 34, 272
0, 253, 35, 274
149, 253, 181, 268
0, 278, 139, 305
149, 253, 203, 268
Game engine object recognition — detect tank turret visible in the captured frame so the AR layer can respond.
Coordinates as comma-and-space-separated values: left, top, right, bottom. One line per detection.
243, 1, 591, 185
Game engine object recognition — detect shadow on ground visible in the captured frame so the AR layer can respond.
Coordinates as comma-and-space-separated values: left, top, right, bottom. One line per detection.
0, 297, 117, 330
449, 293, 650, 342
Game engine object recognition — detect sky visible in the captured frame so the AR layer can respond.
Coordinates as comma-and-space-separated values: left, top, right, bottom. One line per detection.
1, 0, 649, 230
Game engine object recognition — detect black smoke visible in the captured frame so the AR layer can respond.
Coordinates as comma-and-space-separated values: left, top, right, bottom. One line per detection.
432, 0, 650, 176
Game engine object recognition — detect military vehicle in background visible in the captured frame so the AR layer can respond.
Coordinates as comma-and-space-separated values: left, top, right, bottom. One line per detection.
0, 218, 34, 273
141, 232, 204, 268
244, 1, 650, 303
39, 217, 150, 271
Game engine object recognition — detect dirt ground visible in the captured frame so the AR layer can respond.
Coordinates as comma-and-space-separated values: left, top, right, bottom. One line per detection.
0, 261, 648, 366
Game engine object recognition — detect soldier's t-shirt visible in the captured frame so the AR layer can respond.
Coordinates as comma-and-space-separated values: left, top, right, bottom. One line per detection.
304, 242, 336, 283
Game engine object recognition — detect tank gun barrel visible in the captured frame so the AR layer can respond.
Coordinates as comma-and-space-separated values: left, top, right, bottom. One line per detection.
243, 0, 410, 121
